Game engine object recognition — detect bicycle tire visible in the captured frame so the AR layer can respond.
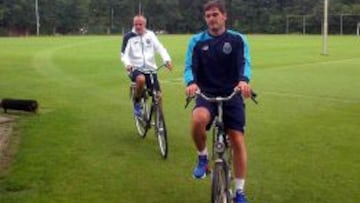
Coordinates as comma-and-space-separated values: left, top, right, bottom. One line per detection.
155, 106, 168, 159
211, 162, 231, 203
134, 96, 150, 138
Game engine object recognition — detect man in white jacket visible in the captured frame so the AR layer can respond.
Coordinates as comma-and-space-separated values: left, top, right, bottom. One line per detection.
121, 15, 172, 117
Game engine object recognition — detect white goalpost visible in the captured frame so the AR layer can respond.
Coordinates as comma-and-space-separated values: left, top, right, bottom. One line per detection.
357, 22, 360, 36
322, 0, 328, 55
285, 15, 310, 34
35, 0, 40, 36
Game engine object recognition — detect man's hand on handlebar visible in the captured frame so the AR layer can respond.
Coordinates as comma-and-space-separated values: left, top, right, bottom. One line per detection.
126, 65, 133, 73
237, 81, 252, 98
186, 83, 199, 97
165, 61, 173, 71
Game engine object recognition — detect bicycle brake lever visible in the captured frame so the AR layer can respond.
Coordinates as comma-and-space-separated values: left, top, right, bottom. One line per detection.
184, 97, 193, 109
251, 91, 258, 104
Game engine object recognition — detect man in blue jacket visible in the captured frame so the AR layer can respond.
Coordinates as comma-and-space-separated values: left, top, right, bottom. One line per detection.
184, 1, 252, 202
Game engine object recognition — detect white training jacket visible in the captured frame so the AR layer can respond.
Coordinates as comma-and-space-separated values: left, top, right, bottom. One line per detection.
121, 29, 171, 72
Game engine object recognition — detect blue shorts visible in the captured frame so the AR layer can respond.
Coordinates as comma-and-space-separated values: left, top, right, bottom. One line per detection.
130, 70, 161, 92
194, 94, 246, 133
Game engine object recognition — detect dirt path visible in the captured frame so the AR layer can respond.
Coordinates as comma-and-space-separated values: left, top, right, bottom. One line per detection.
0, 116, 15, 170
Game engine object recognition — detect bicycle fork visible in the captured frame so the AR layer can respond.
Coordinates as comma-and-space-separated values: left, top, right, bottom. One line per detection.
213, 126, 232, 177
212, 101, 233, 196
213, 101, 227, 160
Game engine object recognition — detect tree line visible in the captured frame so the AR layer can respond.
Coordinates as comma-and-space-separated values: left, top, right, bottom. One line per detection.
0, 0, 359, 36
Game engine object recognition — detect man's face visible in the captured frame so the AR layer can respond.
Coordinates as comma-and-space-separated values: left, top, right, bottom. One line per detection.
204, 7, 227, 32
133, 17, 146, 35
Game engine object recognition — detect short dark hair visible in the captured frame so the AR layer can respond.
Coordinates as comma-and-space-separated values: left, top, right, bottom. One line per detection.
203, 0, 227, 14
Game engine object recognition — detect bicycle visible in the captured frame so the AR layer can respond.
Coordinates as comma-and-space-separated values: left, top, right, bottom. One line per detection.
185, 88, 257, 203
129, 65, 168, 159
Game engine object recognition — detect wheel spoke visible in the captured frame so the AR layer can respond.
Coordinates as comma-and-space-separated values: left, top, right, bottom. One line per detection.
134, 97, 149, 138
211, 163, 230, 203
155, 108, 168, 158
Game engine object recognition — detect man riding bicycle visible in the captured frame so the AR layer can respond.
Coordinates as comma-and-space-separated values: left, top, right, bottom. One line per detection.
121, 15, 172, 117
184, 1, 253, 202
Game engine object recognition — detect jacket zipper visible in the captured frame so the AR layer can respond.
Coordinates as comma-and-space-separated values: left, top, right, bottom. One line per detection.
140, 35, 146, 69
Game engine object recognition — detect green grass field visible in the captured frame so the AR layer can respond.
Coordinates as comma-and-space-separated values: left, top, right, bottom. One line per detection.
0, 35, 359, 203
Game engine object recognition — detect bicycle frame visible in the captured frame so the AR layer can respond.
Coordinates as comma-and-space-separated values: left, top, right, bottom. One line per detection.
130, 69, 160, 129
185, 89, 257, 202
212, 98, 233, 203
129, 65, 169, 158
196, 91, 236, 200
212, 100, 232, 162
186, 90, 253, 162
145, 71, 161, 129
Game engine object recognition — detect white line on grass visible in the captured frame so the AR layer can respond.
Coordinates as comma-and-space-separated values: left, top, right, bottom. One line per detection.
159, 79, 359, 104
263, 91, 359, 104
159, 78, 183, 85
31, 40, 130, 106
263, 57, 360, 71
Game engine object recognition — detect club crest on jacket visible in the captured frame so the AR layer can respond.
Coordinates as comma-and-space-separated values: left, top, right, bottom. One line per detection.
223, 42, 232, 54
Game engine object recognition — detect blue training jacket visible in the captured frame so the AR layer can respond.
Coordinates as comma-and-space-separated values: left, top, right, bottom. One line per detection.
184, 30, 251, 95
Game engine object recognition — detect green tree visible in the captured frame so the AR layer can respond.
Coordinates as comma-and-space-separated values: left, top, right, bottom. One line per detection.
0, 0, 359, 35
3, 0, 35, 35
141, 0, 182, 33
57, 0, 90, 34
175, 0, 207, 33
89, 0, 135, 34
39, 0, 67, 34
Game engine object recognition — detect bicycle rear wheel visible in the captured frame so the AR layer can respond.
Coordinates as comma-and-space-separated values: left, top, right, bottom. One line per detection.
211, 162, 231, 203
155, 106, 168, 159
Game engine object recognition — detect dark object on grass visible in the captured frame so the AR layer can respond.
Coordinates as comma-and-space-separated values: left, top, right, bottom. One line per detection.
0, 98, 38, 113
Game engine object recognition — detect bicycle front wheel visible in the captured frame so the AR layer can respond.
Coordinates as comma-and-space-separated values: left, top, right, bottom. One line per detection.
155, 106, 168, 159
134, 97, 150, 138
211, 162, 231, 203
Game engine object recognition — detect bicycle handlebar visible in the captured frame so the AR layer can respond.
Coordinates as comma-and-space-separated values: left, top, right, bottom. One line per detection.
129, 63, 169, 74
185, 88, 258, 109
197, 90, 237, 102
